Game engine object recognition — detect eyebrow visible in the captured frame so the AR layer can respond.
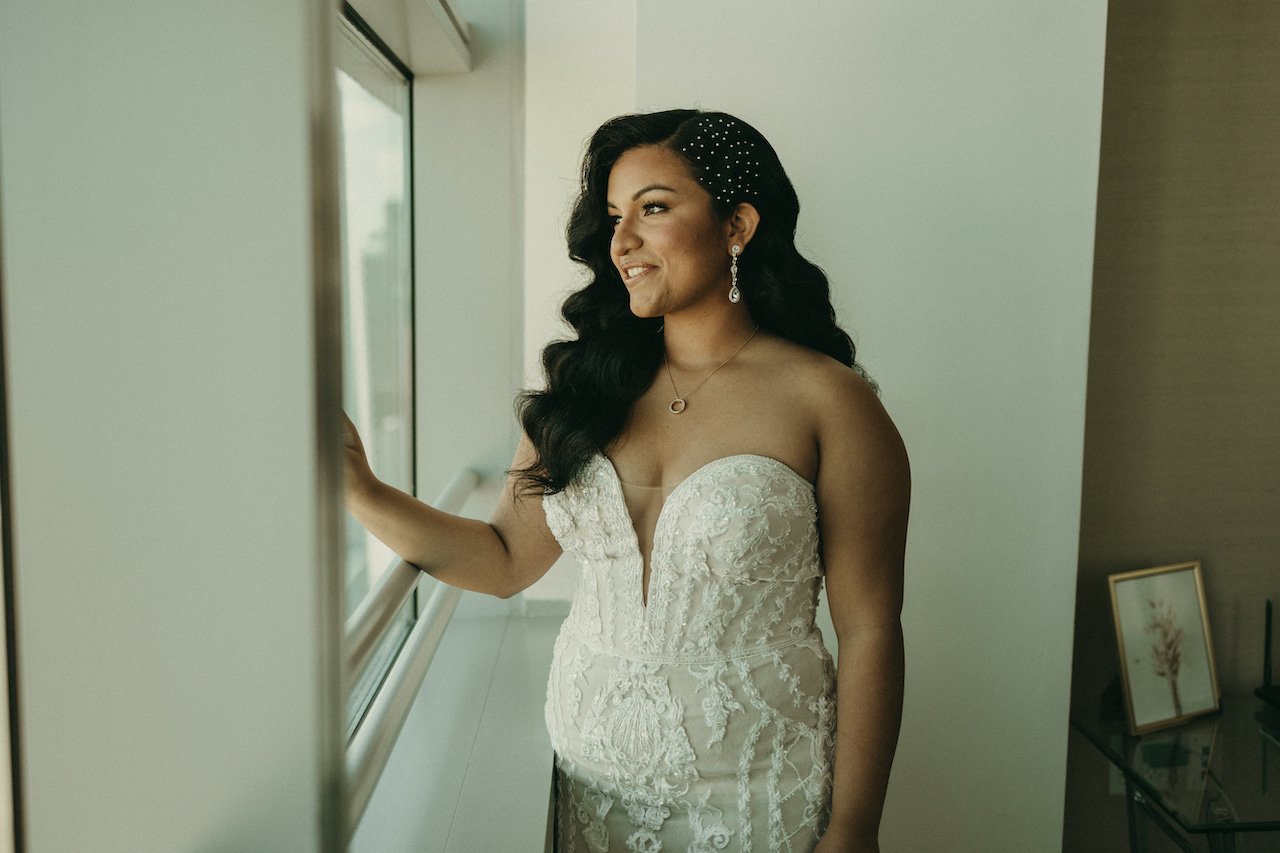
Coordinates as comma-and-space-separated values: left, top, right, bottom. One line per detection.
606, 184, 679, 209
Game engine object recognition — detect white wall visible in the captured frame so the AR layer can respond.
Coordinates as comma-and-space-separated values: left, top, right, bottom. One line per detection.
522, 0, 636, 387
0, 2, 342, 851
413, 0, 528, 508
526, 1, 1108, 848
520, 0, 636, 601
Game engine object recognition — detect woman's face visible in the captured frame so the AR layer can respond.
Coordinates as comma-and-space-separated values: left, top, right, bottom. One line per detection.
607, 145, 733, 319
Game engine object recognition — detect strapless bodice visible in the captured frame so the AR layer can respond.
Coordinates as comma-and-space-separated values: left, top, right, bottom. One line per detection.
543, 453, 823, 661
542, 453, 835, 851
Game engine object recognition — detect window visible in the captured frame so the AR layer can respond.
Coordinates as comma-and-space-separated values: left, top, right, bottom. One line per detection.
335, 6, 415, 735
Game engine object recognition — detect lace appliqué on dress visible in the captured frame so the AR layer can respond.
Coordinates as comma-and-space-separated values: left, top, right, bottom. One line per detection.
580, 659, 699, 792
545, 455, 835, 853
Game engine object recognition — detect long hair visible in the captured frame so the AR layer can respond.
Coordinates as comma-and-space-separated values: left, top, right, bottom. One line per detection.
516, 109, 870, 495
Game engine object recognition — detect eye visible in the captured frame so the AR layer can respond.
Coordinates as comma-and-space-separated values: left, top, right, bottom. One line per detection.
609, 214, 621, 227
641, 202, 668, 215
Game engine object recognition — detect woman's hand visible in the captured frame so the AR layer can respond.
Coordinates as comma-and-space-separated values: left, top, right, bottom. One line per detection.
341, 410, 376, 501
338, 427, 563, 599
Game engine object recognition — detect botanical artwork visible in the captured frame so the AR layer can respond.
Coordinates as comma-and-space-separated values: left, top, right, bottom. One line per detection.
1111, 563, 1219, 733
1142, 597, 1184, 717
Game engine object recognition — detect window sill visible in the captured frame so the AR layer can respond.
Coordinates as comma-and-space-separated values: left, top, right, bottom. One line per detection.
349, 598, 564, 853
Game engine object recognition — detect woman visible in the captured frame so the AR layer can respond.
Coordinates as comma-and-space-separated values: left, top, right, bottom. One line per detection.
344, 109, 909, 853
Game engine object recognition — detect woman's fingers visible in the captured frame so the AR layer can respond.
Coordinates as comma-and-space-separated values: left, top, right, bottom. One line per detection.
341, 410, 362, 452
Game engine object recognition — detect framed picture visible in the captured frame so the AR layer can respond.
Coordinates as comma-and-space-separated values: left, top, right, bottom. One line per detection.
1109, 561, 1220, 735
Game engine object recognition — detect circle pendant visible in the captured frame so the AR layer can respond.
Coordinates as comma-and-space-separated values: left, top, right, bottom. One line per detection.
669, 399, 687, 414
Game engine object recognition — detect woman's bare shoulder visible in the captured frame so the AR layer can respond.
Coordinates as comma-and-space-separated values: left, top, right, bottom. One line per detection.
755, 336, 880, 413
763, 341, 907, 480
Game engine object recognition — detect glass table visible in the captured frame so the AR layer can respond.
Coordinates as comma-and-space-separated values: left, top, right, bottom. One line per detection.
1071, 688, 1280, 852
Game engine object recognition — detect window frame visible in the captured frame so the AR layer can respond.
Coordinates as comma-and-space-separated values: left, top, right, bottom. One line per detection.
336, 0, 420, 739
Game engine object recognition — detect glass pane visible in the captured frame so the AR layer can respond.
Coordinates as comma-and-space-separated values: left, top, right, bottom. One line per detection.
344, 596, 415, 740
336, 20, 413, 619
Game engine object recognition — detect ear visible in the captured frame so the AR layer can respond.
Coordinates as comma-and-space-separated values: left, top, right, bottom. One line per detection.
725, 202, 760, 251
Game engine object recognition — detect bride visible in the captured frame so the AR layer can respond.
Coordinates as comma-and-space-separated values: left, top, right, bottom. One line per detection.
344, 109, 909, 853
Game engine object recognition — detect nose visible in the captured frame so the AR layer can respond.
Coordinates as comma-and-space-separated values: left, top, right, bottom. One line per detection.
610, 214, 640, 260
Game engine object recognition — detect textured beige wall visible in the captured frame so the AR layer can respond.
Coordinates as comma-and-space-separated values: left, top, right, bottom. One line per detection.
1064, 3, 1280, 849
1072, 0, 1280, 703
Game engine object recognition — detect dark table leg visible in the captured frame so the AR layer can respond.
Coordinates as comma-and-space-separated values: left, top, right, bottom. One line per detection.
1126, 778, 1204, 853
1127, 781, 1149, 853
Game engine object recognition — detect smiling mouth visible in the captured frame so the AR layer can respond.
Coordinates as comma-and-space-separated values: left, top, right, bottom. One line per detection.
622, 265, 654, 283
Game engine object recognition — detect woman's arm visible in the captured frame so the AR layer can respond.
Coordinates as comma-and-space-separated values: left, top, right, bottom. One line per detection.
811, 371, 910, 853
344, 413, 563, 598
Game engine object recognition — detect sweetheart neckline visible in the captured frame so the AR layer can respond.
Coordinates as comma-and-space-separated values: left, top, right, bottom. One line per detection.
597, 452, 814, 501
594, 453, 815, 612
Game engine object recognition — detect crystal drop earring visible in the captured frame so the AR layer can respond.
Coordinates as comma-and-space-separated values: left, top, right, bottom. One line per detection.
729, 245, 742, 303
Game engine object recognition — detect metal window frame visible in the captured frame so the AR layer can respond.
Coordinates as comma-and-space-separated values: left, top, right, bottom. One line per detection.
332, 1, 483, 838
334, 0, 418, 738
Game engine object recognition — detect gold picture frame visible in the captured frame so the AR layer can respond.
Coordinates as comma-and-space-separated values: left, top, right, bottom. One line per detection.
1108, 561, 1221, 735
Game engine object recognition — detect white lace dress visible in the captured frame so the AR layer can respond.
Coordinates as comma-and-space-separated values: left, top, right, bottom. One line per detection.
543, 454, 836, 853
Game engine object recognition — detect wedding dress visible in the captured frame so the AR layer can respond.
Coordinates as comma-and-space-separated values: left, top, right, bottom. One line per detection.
543, 453, 836, 853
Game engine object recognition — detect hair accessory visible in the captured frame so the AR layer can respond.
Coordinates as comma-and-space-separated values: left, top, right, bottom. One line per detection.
729, 245, 742, 303
664, 324, 760, 414
678, 114, 762, 206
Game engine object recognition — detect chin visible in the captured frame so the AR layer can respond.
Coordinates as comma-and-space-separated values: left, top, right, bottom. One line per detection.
627, 297, 662, 319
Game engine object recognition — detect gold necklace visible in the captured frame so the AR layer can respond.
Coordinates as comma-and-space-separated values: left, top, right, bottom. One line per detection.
664, 325, 760, 414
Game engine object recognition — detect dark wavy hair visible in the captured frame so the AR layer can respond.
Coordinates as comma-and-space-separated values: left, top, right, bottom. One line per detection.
516, 109, 871, 495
